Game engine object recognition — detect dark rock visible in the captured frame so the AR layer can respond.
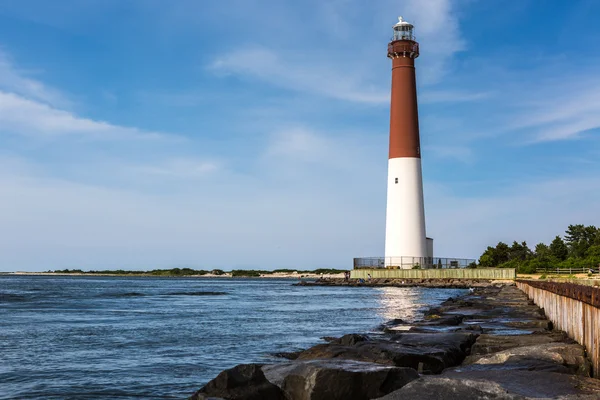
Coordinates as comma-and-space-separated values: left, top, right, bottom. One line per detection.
505, 319, 553, 330
463, 324, 483, 332
297, 332, 477, 374
332, 333, 370, 346
271, 351, 300, 360
320, 336, 337, 342
377, 318, 406, 331
190, 364, 286, 400
262, 359, 418, 400
470, 332, 568, 356
374, 376, 526, 400
416, 314, 464, 326
462, 342, 591, 376
388, 332, 478, 354
441, 370, 600, 398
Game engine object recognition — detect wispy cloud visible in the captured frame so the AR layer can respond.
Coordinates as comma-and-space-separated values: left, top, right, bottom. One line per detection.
0, 48, 70, 108
426, 176, 600, 258
210, 47, 389, 104
399, 0, 465, 83
207, 0, 465, 103
424, 145, 473, 163
0, 91, 167, 140
515, 78, 600, 143
264, 126, 383, 174
420, 90, 490, 104
129, 158, 220, 179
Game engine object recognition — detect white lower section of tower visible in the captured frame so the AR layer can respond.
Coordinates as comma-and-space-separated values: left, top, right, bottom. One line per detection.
384, 157, 427, 268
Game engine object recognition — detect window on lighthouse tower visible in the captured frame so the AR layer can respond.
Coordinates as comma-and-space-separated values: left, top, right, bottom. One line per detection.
395, 178, 398, 184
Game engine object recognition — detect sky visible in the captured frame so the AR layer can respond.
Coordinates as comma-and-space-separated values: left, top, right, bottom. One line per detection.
1, 0, 600, 272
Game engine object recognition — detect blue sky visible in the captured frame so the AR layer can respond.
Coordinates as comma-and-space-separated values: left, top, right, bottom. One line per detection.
1, 0, 600, 271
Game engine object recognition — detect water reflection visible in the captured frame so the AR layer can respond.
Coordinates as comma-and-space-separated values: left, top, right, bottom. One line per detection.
373, 286, 467, 323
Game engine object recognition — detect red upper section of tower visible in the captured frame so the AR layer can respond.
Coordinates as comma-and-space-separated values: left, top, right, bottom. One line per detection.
388, 17, 421, 159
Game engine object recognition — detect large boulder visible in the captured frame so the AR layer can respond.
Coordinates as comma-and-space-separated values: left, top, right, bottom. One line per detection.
377, 371, 600, 400
296, 332, 477, 374
470, 332, 569, 356
262, 359, 418, 400
441, 370, 600, 399
189, 364, 286, 400
374, 377, 526, 400
331, 333, 371, 346
462, 342, 591, 376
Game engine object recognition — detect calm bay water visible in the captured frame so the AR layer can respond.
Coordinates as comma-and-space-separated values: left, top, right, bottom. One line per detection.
0, 275, 465, 399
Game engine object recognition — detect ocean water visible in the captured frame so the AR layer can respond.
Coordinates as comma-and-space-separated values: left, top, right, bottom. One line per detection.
0, 276, 466, 399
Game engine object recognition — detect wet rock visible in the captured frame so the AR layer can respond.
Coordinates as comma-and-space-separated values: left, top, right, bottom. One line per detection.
505, 319, 553, 330
189, 364, 286, 400
320, 336, 337, 342
332, 333, 370, 346
470, 332, 569, 356
462, 324, 483, 332
262, 359, 418, 400
377, 318, 406, 331
297, 332, 477, 374
271, 351, 300, 360
374, 376, 526, 400
441, 370, 600, 398
462, 342, 591, 376
418, 314, 465, 326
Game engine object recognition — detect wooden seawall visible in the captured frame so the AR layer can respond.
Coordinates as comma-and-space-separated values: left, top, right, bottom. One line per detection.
517, 280, 600, 378
350, 268, 516, 280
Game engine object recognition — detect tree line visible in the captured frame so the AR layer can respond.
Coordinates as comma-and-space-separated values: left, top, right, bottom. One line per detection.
478, 224, 600, 273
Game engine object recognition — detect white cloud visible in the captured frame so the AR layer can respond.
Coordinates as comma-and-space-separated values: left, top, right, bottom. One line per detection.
3, 149, 599, 270
0, 48, 70, 108
264, 126, 384, 175
129, 158, 220, 179
420, 90, 490, 104
266, 128, 334, 161
518, 79, 600, 142
0, 91, 167, 140
424, 145, 473, 163
208, 0, 465, 102
0, 155, 384, 270
399, 0, 465, 83
426, 176, 600, 258
210, 47, 389, 104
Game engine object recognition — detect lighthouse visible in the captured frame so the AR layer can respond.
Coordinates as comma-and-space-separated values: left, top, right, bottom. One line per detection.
384, 17, 431, 268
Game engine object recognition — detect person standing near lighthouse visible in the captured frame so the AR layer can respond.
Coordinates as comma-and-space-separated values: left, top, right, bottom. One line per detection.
384, 17, 428, 268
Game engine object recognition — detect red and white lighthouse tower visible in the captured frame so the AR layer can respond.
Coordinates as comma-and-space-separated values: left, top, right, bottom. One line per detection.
384, 17, 430, 267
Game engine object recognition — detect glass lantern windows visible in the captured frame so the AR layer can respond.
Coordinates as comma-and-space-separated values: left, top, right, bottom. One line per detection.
393, 25, 414, 41
392, 17, 415, 41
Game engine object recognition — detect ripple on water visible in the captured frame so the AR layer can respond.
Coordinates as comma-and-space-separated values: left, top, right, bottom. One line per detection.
0, 275, 466, 399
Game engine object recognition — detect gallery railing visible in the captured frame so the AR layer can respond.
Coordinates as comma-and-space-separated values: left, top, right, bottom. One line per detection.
353, 257, 476, 270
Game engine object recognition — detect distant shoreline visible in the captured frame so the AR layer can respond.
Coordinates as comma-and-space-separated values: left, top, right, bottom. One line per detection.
6, 271, 346, 279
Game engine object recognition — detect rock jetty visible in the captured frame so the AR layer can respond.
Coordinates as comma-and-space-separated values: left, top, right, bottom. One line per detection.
189, 284, 600, 400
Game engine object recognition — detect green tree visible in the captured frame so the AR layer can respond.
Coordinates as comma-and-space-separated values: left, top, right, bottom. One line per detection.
549, 236, 568, 261
478, 242, 510, 267
587, 245, 600, 258
509, 241, 532, 261
495, 242, 510, 264
478, 247, 495, 267
534, 243, 549, 258
564, 224, 598, 258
